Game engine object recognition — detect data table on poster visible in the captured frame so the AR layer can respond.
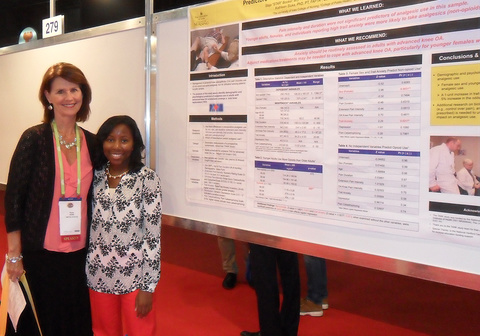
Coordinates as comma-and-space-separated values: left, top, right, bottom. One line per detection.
255, 78, 324, 154
337, 149, 420, 215
254, 161, 323, 205
338, 72, 422, 137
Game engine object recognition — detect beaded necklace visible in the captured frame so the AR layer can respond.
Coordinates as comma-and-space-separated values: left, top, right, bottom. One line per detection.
105, 162, 129, 179
58, 134, 77, 149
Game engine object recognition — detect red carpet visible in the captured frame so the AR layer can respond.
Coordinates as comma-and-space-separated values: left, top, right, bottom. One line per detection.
158, 225, 480, 336
2, 190, 480, 335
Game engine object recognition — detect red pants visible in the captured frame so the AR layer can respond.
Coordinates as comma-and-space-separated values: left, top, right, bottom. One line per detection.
89, 289, 156, 336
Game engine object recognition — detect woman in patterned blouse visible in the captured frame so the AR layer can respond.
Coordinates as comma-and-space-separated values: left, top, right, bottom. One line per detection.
86, 115, 162, 336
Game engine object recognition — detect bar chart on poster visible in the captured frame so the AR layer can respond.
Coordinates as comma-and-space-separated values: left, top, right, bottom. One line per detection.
155, 0, 480, 286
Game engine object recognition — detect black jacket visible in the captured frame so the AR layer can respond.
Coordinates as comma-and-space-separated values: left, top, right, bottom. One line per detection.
5, 122, 97, 251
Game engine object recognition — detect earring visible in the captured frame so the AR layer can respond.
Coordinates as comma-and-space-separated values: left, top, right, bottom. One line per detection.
48, 103, 53, 111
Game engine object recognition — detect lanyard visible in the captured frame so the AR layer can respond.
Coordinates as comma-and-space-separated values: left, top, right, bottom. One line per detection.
52, 120, 81, 197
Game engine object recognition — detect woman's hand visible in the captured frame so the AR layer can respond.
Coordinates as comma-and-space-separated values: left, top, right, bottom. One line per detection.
135, 290, 153, 318
7, 230, 24, 282
6, 257, 24, 282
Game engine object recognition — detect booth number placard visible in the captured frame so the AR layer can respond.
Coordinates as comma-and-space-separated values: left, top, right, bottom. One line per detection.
42, 15, 64, 38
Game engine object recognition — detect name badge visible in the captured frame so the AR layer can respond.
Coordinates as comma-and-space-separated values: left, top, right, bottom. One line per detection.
59, 197, 82, 242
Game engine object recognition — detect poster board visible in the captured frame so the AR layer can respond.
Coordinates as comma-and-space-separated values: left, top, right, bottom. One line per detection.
155, 0, 480, 288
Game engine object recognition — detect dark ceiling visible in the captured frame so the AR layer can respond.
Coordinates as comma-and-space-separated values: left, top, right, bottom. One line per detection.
0, 0, 207, 48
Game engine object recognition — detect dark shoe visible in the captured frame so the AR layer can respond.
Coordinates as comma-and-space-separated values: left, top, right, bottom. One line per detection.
240, 331, 261, 336
222, 272, 237, 289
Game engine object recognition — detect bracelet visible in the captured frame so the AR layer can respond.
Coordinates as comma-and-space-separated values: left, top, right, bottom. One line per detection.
6, 254, 23, 264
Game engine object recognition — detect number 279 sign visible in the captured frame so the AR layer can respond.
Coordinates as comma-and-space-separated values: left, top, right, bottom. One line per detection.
42, 15, 64, 38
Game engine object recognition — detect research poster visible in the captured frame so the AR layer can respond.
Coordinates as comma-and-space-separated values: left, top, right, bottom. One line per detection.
186, 0, 480, 247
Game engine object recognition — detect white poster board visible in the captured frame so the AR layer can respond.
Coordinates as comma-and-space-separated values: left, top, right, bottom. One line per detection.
155, 1, 480, 285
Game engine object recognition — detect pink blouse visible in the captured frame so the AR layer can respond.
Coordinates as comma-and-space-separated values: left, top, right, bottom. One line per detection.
44, 130, 93, 252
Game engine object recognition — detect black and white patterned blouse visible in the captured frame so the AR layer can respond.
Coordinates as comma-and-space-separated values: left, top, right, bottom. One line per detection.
86, 166, 162, 294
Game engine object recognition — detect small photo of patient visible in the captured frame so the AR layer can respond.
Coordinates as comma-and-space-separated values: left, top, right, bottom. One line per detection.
429, 135, 480, 196
190, 24, 240, 72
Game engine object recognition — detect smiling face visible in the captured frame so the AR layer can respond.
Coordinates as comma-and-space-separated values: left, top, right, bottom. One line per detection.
44, 77, 83, 120
103, 123, 134, 172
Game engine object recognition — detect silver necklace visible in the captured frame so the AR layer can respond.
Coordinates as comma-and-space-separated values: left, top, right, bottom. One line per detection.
58, 134, 77, 149
106, 162, 129, 179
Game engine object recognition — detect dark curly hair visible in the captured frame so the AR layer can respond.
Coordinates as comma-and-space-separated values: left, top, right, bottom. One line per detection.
95, 115, 145, 172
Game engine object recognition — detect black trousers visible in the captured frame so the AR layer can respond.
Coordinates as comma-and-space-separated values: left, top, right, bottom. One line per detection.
8, 249, 93, 336
249, 243, 300, 336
